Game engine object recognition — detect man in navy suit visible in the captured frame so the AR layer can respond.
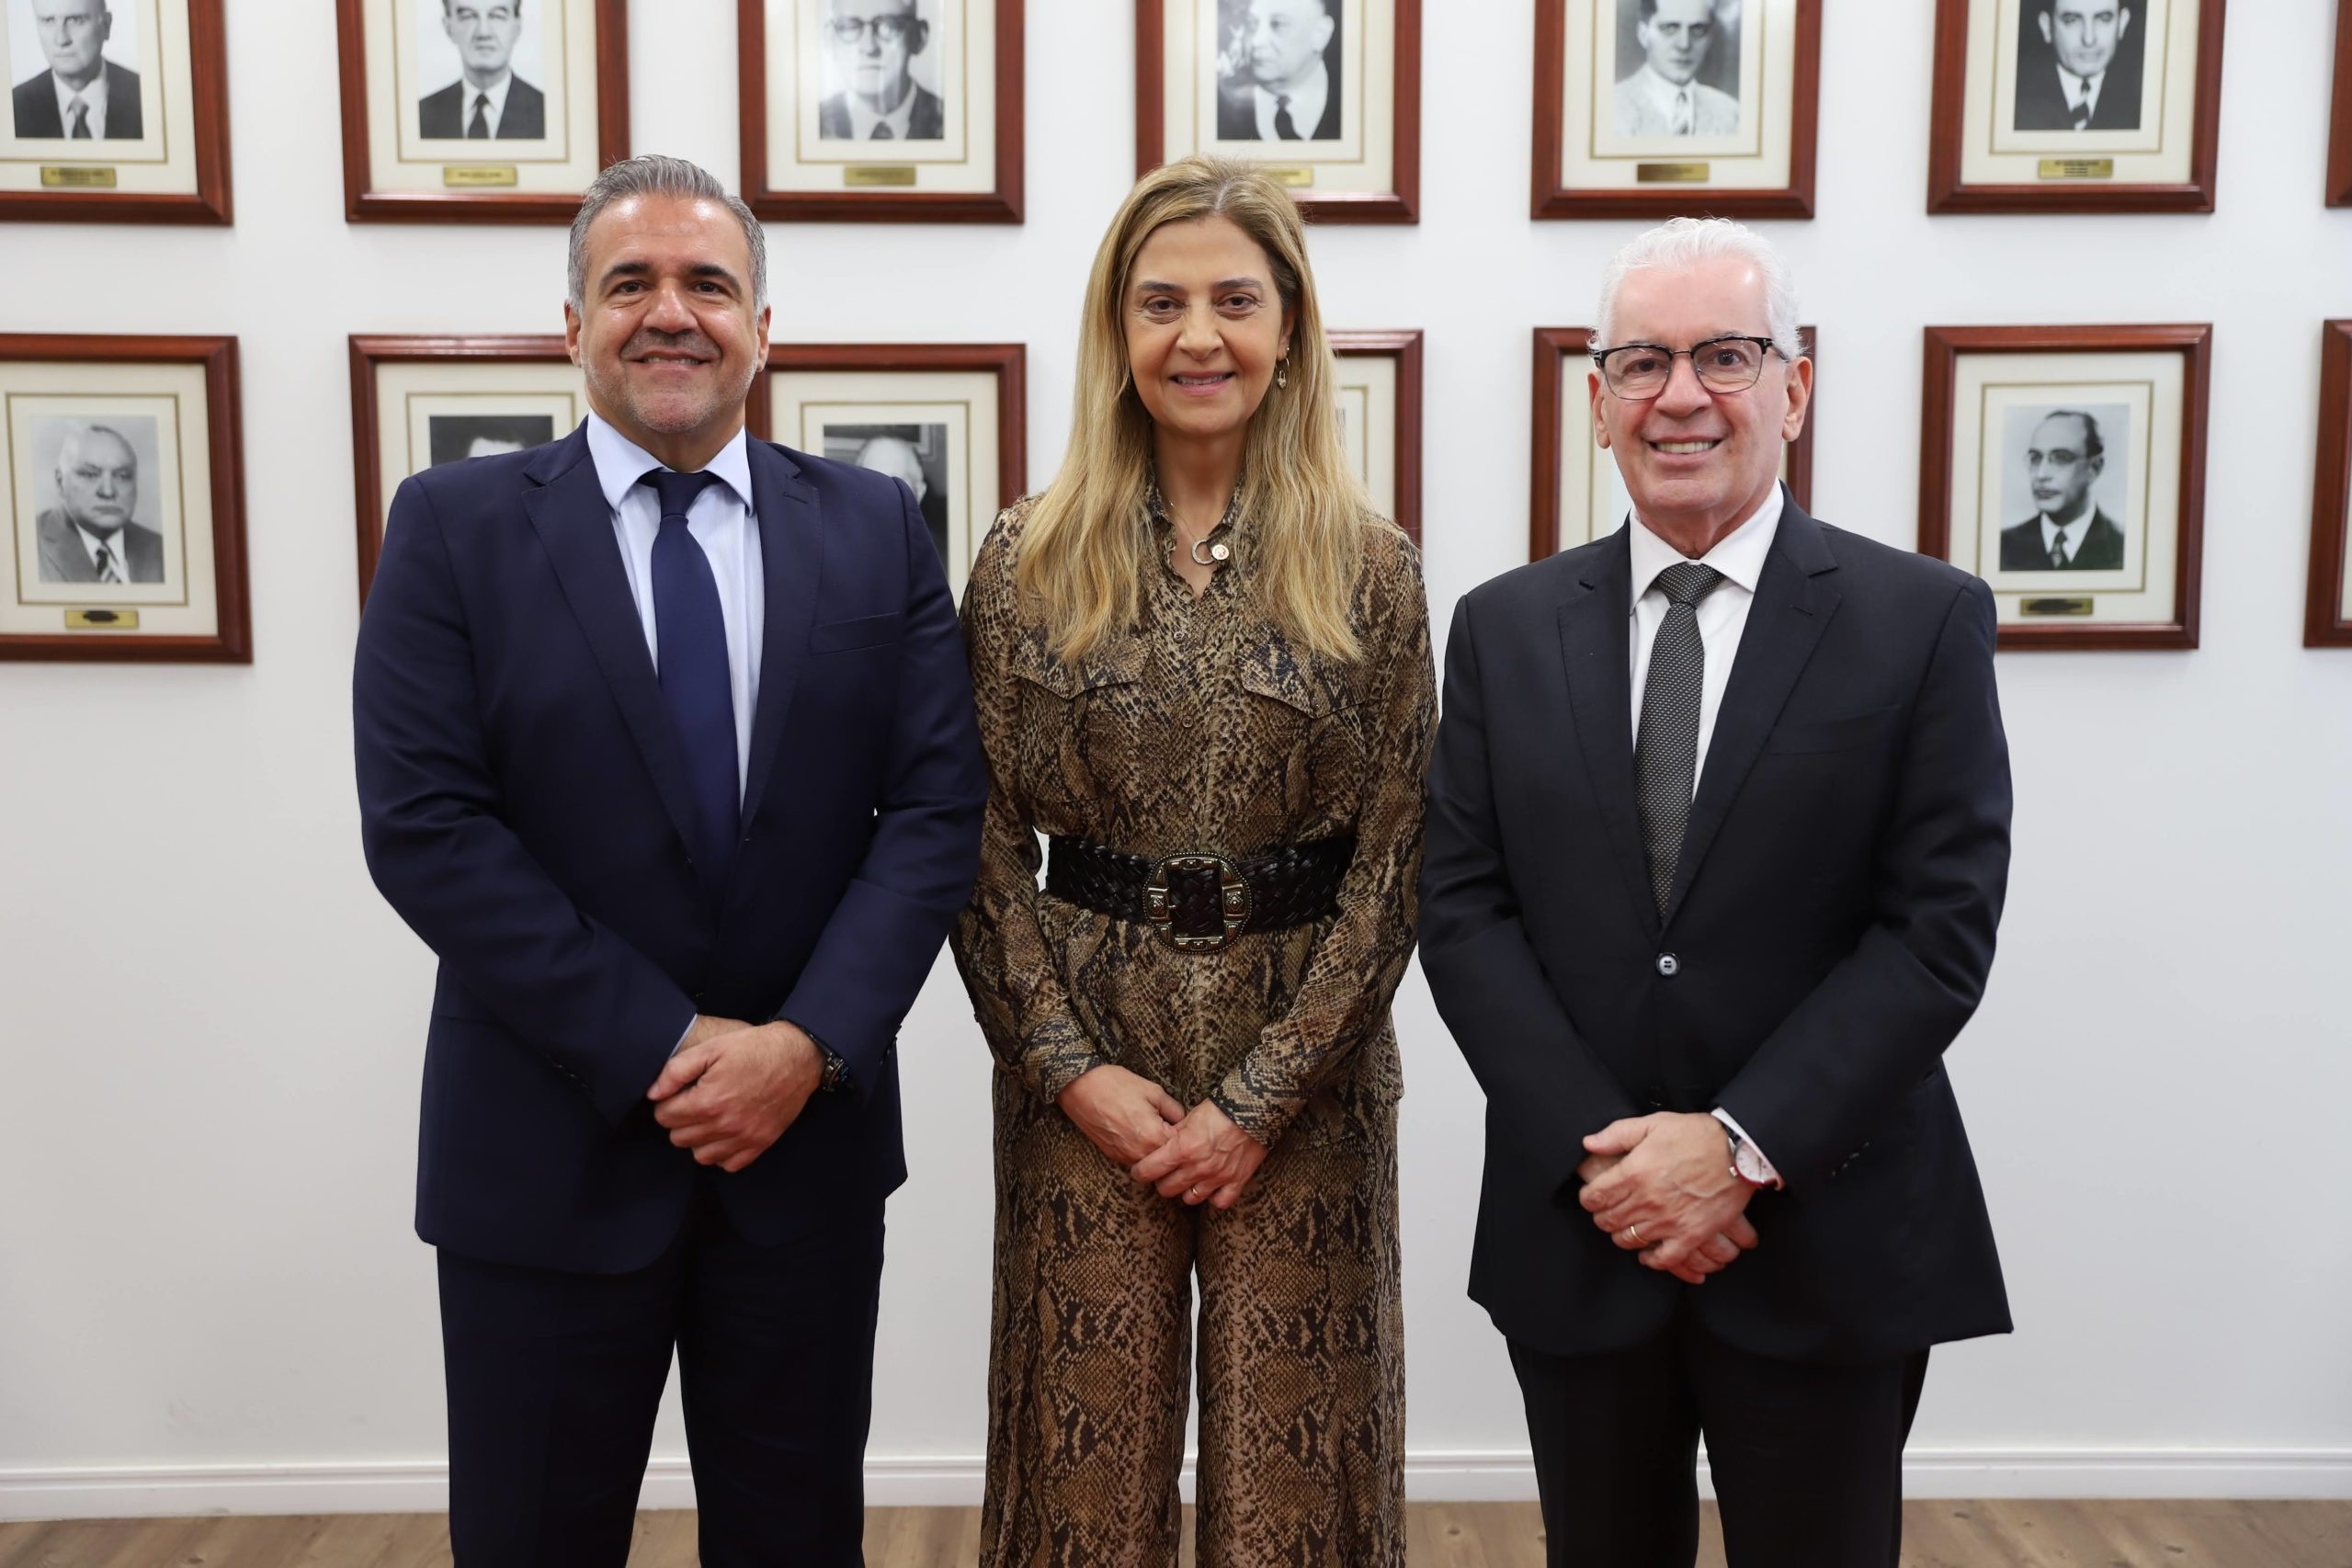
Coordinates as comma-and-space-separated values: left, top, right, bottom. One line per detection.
12, 0, 142, 140
1422, 219, 2011, 1566
354, 153, 987, 1566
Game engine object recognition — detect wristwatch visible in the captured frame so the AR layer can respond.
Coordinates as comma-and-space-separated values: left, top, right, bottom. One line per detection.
1723, 1124, 1774, 1187
816, 1044, 852, 1095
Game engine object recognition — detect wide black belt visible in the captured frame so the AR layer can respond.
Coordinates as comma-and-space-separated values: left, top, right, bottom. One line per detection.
1045, 834, 1356, 954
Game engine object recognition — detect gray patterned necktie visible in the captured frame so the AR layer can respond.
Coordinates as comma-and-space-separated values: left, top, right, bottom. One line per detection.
95, 540, 121, 584
1636, 561, 1725, 915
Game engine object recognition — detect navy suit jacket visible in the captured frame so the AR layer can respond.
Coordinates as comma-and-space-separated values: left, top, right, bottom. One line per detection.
1422, 497, 2013, 1365
355, 423, 987, 1274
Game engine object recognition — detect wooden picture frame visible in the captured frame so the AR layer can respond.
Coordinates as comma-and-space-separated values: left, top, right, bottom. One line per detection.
0, 334, 247, 663
1528, 324, 1815, 560
1138, 0, 1422, 223
1329, 329, 1422, 544
758, 343, 1026, 596
739, 0, 1025, 223
1926, 0, 2228, 215
0, 0, 233, 224
1920, 324, 2209, 651
2330, 1, 2352, 207
2306, 321, 2352, 647
335, 0, 631, 223
348, 334, 582, 602
1530, 0, 1820, 221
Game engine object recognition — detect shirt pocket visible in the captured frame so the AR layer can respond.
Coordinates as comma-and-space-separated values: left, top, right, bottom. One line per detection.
1234, 652, 1363, 823
1006, 635, 1147, 819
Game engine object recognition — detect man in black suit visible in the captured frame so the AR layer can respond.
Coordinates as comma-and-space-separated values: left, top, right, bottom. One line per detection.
2013, 0, 2141, 131
416, 0, 546, 140
1216, 0, 1342, 141
1422, 218, 2012, 1567
1998, 409, 2127, 570
354, 154, 987, 1566
13, 0, 142, 140
817, 0, 945, 141
36, 424, 165, 584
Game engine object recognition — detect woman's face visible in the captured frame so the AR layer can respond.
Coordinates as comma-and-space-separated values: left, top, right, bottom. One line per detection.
1123, 215, 1293, 450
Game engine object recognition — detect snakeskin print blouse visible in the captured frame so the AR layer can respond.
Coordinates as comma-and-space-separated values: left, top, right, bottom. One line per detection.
951, 496, 1435, 1145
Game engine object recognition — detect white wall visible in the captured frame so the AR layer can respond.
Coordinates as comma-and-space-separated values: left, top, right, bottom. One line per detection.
4, 0, 2350, 1518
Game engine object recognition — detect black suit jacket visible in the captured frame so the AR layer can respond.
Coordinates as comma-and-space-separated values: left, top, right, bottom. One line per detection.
354, 424, 988, 1275
2013, 58, 2142, 131
817, 85, 946, 140
1215, 74, 1343, 141
417, 74, 546, 140
12, 61, 142, 139
1421, 497, 2013, 1365
1999, 508, 2125, 571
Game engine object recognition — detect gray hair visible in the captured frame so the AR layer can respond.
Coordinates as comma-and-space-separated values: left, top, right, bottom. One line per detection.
1592, 216, 1805, 360
567, 154, 767, 313
59, 423, 135, 466
2035, 409, 2105, 460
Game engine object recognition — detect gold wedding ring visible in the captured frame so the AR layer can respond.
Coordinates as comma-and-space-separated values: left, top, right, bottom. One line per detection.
1624, 1223, 1642, 1245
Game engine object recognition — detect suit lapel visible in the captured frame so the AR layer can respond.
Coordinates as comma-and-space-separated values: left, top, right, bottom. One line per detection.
1555, 528, 1661, 938
520, 427, 703, 857
1663, 499, 1842, 926
739, 439, 823, 827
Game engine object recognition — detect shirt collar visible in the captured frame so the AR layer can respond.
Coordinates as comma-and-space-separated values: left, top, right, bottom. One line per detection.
846, 77, 920, 140
2061, 65, 2104, 103
74, 519, 122, 563
2040, 509, 2087, 549
55, 67, 109, 128
1256, 59, 1330, 129
465, 69, 515, 119
1628, 483, 1784, 605
1632, 63, 1691, 112
585, 412, 755, 517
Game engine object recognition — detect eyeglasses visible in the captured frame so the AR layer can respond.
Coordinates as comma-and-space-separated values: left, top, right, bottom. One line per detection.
826, 14, 917, 44
1592, 335, 1787, 400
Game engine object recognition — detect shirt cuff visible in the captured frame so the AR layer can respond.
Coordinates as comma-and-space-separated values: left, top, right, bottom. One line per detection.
669, 1011, 698, 1057
1711, 1107, 1784, 1189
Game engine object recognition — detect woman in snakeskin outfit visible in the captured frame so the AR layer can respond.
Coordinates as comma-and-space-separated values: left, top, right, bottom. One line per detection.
949, 155, 1434, 1565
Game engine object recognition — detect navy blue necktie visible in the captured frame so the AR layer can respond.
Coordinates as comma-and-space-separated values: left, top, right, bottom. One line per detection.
639, 469, 738, 889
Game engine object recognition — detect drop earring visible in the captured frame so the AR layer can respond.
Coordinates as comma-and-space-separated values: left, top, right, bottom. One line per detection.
1276, 360, 1290, 391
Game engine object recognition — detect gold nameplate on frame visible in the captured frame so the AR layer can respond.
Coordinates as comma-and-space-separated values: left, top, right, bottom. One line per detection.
40, 165, 117, 187
2037, 159, 2115, 180
65, 608, 141, 630
2020, 597, 2095, 617
844, 165, 917, 187
1261, 166, 1315, 187
443, 165, 519, 187
1637, 163, 1712, 183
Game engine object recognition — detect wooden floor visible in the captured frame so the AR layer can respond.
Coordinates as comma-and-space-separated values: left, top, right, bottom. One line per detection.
3, 1502, 2348, 1567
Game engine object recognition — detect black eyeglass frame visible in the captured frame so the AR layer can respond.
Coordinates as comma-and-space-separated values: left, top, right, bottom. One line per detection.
825, 15, 926, 45
1590, 335, 1792, 400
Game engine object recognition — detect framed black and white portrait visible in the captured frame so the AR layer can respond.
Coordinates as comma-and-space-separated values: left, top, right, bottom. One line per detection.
1528, 324, 1814, 559
757, 344, 1026, 597
1533, 0, 1819, 220
348, 335, 583, 600
0, 0, 230, 222
1927, 0, 2226, 212
1, 334, 247, 661
336, 0, 628, 222
1329, 330, 1421, 543
1140, 0, 1421, 222
1921, 324, 2209, 649
2306, 320, 2352, 647
740, 0, 1023, 222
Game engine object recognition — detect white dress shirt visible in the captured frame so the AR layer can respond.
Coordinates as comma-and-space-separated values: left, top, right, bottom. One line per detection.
843, 79, 920, 140
74, 522, 124, 579
2038, 510, 2089, 564
53, 69, 110, 138
2059, 65, 2106, 125
1612, 63, 1741, 137
583, 414, 764, 802
1626, 486, 1787, 1186
460, 69, 515, 136
1252, 61, 1330, 140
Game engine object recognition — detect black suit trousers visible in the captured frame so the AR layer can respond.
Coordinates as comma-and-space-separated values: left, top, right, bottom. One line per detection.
437, 1176, 886, 1567
1509, 1305, 1927, 1568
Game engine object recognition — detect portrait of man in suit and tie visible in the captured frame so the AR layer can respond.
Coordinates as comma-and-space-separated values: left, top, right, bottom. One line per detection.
817, 0, 945, 142
31, 418, 165, 585
415, 0, 547, 141
1215, 0, 1342, 142
1999, 407, 2130, 571
11, 0, 142, 141
1612, 0, 1739, 138
2013, 0, 2143, 131
426, 412, 556, 467
829, 423, 950, 569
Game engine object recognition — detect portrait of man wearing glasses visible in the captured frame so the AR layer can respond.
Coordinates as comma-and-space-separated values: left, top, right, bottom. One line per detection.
818, 0, 945, 142
1215, 0, 1343, 142
1612, 0, 1739, 139
416, 0, 546, 141
1998, 408, 2129, 571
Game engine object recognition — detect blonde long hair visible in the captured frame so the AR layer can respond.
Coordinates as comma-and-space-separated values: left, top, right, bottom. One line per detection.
1016, 155, 1379, 663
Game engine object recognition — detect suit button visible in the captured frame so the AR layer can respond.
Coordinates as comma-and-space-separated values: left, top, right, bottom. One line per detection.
1656, 953, 1680, 977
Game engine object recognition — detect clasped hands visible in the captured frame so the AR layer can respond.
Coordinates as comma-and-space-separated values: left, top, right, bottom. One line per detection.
1058, 1064, 1267, 1210
1576, 1111, 1760, 1286
645, 1014, 824, 1174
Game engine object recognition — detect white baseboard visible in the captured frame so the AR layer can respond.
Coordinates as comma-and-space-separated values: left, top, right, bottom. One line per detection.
3, 1449, 2347, 1521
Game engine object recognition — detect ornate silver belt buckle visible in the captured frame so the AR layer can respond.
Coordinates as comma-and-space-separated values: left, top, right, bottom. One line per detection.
1143, 853, 1253, 953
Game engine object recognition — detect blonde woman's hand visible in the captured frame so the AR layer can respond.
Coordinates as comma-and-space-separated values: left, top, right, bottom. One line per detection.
1131, 1100, 1269, 1210
1057, 1064, 1187, 1169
